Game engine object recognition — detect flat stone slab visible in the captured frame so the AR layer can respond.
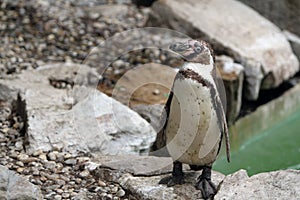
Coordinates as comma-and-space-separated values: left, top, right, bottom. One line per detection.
149, 0, 299, 100
215, 169, 300, 200
94, 155, 300, 200
0, 165, 42, 200
93, 155, 225, 200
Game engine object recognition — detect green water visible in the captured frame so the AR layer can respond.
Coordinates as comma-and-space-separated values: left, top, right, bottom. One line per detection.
213, 108, 300, 176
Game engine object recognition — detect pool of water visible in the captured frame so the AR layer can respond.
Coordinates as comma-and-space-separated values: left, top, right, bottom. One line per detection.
213, 108, 300, 176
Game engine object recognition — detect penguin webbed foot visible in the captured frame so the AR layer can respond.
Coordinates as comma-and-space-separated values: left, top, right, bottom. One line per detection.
159, 161, 184, 187
195, 167, 216, 200
159, 174, 185, 186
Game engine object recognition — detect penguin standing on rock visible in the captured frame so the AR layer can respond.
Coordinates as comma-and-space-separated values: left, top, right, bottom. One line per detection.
155, 39, 230, 199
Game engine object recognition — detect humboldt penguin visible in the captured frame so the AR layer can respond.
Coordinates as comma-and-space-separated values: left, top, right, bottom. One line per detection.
156, 39, 230, 199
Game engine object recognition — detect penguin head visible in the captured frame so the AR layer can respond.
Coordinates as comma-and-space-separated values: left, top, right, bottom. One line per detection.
169, 39, 213, 65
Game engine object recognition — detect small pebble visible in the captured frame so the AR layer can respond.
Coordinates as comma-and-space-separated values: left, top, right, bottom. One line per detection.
17, 153, 29, 161
79, 170, 90, 178
152, 89, 160, 95
116, 189, 126, 197
53, 194, 62, 200
48, 152, 57, 161
64, 158, 77, 165
62, 193, 70, 198
16, 167, 24, 173
16, 161, 24, 167
56, 189, 63, 194
64, 153, 72, 159
111, 186, 118, 193
32, 150, 44, 157
98, 179, 107, 187
39, 153, 47, 161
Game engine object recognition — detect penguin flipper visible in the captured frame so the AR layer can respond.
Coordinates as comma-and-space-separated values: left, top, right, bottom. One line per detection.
149, 91, 173, 156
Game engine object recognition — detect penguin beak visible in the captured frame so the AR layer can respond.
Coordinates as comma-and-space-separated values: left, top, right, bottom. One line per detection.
169, 42, 191, 53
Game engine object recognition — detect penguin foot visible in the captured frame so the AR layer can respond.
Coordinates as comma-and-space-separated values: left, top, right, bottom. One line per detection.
195, 166, 216, 200
159, 161, 184, 187
159, 174, 185, 187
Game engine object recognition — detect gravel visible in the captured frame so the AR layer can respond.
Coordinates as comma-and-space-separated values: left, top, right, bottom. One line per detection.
0, 1, 150, 199
0, 0, 148, 76
0, 99, 129, 199
0, 0, 186, 198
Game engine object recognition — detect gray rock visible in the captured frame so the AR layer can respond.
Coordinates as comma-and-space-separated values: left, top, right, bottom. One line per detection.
94, 155, 175, 176
215, 169, 300, 200
73, 87, 156, 155
37, 62, 100, 87
216, 55, 244, 124
0, 63, 156, 156
0, 165, 42, 200
284, 30, 300, 61
148, 0, 299, 100
94, 155, 225, 200
131, 104, 165, 133
238, 0, 300, 37
93, 155, 300, 199
119, 172, 224, 200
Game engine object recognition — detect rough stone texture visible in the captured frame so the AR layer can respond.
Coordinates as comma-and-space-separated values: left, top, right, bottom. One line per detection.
238, 0, 300, 37
215, 169, 300, 200
94, 155, 175, 176
216, 55, 244, 124
284, 30, 300, 61
93, 155, 225, 200
0, 165, 43, 200
120, 172, 224, 200
0, 63, 156, 156
37, 62, 100, 87
73, 87, 156, 155
131, 104, 165, 133
148, 0, 299, 100
95, 155, 300, 200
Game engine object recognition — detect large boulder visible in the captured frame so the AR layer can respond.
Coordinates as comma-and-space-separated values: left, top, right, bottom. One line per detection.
215, 169, 300, 200
148, 0, 299, 100
73, 86, 156, 155
238, 0, 300, 37
0, 62, 156, 156
0, 165, 43, 200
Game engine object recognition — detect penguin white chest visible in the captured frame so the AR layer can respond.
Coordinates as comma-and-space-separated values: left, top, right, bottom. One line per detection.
165, 77, 221, 165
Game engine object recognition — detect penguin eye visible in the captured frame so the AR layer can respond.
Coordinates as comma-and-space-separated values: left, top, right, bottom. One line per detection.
194, 46, 202, 53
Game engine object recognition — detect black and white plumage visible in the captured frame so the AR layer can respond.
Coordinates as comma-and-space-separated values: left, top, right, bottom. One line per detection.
154, 40, 230, 199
